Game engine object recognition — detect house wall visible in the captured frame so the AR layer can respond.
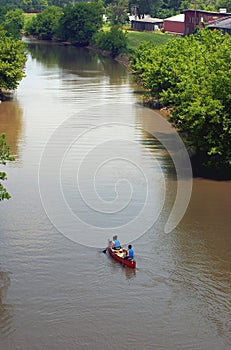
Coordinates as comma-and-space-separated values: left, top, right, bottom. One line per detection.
164, 21, 184, 34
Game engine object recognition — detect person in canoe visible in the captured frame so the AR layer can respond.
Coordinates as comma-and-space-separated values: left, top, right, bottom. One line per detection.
112, 235, 121, 250
124, 244, 134, 260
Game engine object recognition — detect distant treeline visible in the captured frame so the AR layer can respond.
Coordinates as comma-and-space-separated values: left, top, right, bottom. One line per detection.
0, 0, 230, 19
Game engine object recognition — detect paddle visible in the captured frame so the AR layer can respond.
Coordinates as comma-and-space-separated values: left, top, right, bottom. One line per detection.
102, 239, 112, 253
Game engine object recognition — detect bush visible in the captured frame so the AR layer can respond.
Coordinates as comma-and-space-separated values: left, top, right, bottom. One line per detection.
57, 2, 104, 45
93, 25, 128, 57
131, 29, 231, 170
25, 6, 63, 40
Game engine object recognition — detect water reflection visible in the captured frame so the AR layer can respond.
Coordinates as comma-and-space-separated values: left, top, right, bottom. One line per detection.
124, 267, 136, 280
26, 40, 128, 85
0, 269, 13, 337
107, 255, 136, 280
0, 100, 23, 157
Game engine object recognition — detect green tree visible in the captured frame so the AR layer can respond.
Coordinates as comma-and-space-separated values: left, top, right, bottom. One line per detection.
129, 0, 171, 18
216, 0, 231, 12
0, 134, 14, 201
3, 9, 24, 39
25, 6, 63, 39
47, 0, 71, 7
0, 31, 27, 90
131, 29, 231, 170
93, 24, 128, 57
21, 0, 33, 12
106, 0, 129, 25
57, 2, 104, 45
21, 0, 48, 12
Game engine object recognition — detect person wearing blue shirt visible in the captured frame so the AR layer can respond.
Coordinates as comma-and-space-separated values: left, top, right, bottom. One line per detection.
112, 235, 121, 250
124, 244, 134, 260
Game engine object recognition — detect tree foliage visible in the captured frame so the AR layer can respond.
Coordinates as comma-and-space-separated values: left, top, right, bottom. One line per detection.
131, 29, 231, 169
106, 0, 129, 25
20, 0, 48, 12
128, 0, 231, 18
25, 6, 63, 39
57, 2, 104, 45
129, 0, 166, 18
0, 134, 14, 201
92, 24, 128, 57
0, 0, 230, 16
3, 9, 25, 39
0, 31, 27, 90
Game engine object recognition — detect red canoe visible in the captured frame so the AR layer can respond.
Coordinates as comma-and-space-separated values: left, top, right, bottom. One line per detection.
107, 247, 136, 268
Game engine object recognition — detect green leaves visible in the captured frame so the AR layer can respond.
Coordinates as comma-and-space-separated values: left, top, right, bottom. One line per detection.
25, 6, 63, 40
106, 0, 129, 25
25, 2, 104, 45
57, 2, 104, 45
3, 9, 25, 39
92, 25, 128, 57
131, 29, 231, 170
0, 33, 27, 90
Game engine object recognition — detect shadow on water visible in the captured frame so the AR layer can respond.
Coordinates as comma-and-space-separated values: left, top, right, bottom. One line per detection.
137, 128, 177, 180
0, 269, 13, 337
191, 155, 231, 181
0, 100, 23, 157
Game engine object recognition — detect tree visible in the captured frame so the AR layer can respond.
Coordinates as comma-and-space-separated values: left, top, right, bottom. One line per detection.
21, 0, 48, 12
47, 0, 71, 7
25, 6, 63, 39
57, 2, 104, 45
92, 24, 128, 57
131, 29, 231, 170
0, 31, 27, 90
0, 134, 14, 201
216, 0, 231, 12
129, 0, 174, 18
3, 9, 25, 39
106, 0, 129, 25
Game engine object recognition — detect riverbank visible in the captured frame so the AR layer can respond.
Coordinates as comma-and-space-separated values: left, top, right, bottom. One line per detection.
75, 43, 231, 180
84, 45, 133, 74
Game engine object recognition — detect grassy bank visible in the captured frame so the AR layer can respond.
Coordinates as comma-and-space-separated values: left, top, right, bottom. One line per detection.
126, 30, 174, 50
116, 30, 175, 69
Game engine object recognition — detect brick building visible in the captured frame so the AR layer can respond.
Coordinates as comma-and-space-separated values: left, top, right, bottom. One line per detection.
184, 9, 231, 35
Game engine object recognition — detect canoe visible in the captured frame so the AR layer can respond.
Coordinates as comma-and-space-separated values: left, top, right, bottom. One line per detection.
107, 246, 136, 268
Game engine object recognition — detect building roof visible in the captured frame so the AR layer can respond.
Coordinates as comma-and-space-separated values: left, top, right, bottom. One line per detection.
207, 16, 231, 29
164, 14, 185, 22
131, 17, 163, 23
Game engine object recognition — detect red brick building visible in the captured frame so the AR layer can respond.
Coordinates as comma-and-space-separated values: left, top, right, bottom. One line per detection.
184, 9, 231, 35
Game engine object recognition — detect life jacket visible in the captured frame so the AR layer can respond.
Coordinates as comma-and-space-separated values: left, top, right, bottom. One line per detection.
128, 248, 134, 259
113, 239, 121, 248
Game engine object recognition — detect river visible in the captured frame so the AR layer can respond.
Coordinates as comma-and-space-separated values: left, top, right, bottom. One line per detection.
0, 40, 230, 350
